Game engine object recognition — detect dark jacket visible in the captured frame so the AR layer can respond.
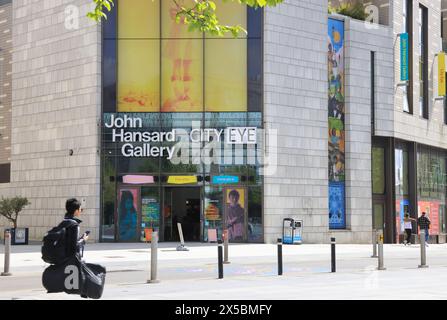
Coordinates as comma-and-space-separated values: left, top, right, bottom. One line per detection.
63, 214, 86, 258
418, 215, 431, 230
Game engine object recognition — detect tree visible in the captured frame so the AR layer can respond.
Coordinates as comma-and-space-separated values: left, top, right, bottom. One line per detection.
88, 0, 284, 37
328, 2, 367, 21
0, 197, 31, 229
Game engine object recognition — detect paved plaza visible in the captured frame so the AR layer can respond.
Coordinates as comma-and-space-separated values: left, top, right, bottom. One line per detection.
1, 242, 446, 300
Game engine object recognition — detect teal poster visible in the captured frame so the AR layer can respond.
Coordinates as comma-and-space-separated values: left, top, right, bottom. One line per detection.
142, 197, 160, 228
400, 33, 409, 81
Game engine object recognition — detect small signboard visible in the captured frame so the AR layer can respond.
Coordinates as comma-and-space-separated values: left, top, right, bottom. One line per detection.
208, 229, 218, 243
400, 33, 409, 82
167, 176, 198, 185
212, 175, 239, 185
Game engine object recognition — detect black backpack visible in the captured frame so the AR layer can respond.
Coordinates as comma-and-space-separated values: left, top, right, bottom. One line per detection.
42, 220, 78, 265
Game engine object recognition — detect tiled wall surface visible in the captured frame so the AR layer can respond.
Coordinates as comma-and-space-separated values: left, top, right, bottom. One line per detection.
0, 0, 101, 241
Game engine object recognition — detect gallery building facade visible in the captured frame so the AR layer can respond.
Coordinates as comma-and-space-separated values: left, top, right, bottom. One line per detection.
1, 0, 447, 244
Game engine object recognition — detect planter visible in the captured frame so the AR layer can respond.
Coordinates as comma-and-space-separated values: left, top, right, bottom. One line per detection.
4, 228, 29, 245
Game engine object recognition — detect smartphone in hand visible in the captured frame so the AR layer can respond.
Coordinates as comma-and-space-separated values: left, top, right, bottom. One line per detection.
83, 230, 91, 240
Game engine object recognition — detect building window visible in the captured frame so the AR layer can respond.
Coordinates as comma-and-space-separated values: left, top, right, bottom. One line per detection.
419, 5, 428, 119
371, 51, 376, 134
417, 145, 447, 236
101, 0, 264, 243
0, 0, 12, 184
372, 147, 386, 195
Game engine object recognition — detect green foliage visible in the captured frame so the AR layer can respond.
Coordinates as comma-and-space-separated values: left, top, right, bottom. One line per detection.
328, 2, 367, 21
0, 197, 31, 228
88, 0, 283, 37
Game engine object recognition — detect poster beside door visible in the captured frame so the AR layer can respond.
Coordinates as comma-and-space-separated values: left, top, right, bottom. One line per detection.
223, 187, 247, 242
117, 187, 140, 242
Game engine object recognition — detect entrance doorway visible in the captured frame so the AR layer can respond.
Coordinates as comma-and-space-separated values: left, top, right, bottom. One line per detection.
163, 187, 201, 242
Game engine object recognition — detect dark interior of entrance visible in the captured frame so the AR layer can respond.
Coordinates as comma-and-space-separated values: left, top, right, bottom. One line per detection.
164, 187, 201, 242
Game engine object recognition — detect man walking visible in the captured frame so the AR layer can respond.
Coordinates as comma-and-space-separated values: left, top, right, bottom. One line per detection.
417, 212, 431, 247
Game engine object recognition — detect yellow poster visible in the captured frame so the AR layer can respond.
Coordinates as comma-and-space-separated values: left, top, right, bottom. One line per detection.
205, 39, 247, 112
117, 0, 160, 112
118, 0, 159, 39
167, 176, 198, 185
116, 0, 248, 113
161, 39, 203, 112
161, 0, 203, 112
439, 52, 446, 97
117, 40, 160, 112
205, 1, 247, 112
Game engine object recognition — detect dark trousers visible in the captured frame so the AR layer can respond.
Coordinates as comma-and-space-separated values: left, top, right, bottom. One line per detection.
405, 229, 412, 243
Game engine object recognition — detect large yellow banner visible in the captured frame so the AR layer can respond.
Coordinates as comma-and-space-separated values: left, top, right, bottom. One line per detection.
439, 52, 446, 97
205, 1, 247, 112
117, 0, 160, 112
116, 0, 248, 113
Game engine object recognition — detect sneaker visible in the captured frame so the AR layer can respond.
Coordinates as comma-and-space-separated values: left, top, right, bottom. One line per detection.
425, 243, 429, 247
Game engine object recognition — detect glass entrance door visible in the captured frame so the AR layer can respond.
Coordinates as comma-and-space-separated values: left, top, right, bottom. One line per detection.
163, 187, 201, 242
373, 201, 385, 232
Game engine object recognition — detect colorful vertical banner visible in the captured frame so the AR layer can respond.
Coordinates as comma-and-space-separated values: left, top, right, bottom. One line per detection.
329, 182, 346, 228
438, 52, 446, 96
224, 187, 247, 242
118, 188, 139, 241
400, 33, 409, 82
328, 18, 346, 229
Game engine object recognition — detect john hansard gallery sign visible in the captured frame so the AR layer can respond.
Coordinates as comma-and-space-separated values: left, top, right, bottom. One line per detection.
104, 114, 258, 160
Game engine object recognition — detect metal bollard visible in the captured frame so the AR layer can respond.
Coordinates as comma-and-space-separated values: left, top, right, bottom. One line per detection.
371, 229, 378, 258
176, 223, 189, 251
223, 230, 230, 264
277, 238, 283, 276
418, 229, 429, 268
218, 240, 224, 279
1, 230, 12, 276
148, 231, 159, 283
377, 230, 386, 270
331, 237, 336, 273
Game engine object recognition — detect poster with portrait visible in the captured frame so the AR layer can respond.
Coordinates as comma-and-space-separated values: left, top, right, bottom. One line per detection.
223, 187, 247, 242
118, 188, 139, 241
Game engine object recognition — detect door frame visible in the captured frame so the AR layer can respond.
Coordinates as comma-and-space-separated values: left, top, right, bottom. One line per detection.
161, 185, 203, 242
372, 198, 386, 231
372, 137, 395, 243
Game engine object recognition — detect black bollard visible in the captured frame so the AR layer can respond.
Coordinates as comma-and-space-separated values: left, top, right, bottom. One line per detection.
277, 238, 283, 276
331, 237, 336, 273
218, 240, 224, 279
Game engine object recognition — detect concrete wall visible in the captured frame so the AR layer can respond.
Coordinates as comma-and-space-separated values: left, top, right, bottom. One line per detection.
343, 16, 394, 242
263, 0, 329, 243
0, 0, 12, 166
390, 0, 447, 148
0, 0, 101, 241
263, 0, 394, 244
